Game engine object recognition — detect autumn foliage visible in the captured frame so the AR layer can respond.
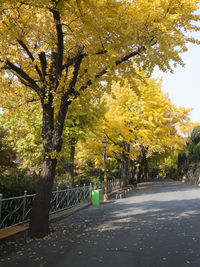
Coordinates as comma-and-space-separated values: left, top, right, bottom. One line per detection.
0, 0, 199, 237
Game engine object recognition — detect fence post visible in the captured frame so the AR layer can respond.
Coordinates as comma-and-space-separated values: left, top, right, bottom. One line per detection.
56, 187, 59, 211
89, 183, 92, 201
102, 181, 104, 190
83, 184, 86, 201
22, 190, 27, 222
0, 194, 2, 228
76, 185, 79, 203
67, 186, 70, 207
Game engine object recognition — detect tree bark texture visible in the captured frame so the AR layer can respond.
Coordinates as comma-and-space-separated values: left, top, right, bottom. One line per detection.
29, 158, 57, 237
29, 103, 65, 237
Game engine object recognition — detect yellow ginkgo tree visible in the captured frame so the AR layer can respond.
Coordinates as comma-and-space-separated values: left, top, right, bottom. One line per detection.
0, 0, 199, 237
79, 76, 193, 186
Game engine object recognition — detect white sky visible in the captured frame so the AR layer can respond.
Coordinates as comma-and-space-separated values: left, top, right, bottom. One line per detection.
153, 30, 200, 123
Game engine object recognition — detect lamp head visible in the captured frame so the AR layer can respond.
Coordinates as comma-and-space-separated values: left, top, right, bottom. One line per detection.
102, 137, 108, 148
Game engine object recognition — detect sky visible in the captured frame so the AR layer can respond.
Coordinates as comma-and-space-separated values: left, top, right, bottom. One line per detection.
153, 31, 200, 123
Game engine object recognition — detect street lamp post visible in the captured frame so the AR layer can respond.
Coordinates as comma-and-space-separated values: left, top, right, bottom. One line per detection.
102, 137, 108, 201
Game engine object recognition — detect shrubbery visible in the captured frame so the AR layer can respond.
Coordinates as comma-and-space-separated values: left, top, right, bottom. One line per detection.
0, 170, 39, 198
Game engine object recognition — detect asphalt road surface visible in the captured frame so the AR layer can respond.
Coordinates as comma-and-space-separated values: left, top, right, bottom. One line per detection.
1, 179, 200, 267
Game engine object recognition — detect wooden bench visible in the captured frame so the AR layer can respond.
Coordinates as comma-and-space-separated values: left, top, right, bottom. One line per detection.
115, 190, 125, 199
0, 225, 29, 242
122, 187, 131, 194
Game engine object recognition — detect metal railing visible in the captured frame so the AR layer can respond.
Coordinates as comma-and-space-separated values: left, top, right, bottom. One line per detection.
0, 179, 120, 230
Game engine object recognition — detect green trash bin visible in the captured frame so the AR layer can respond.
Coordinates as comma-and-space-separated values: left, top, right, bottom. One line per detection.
91, 189, 103, 205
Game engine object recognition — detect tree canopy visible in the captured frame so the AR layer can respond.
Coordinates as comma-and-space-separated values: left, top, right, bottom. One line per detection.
77, 75, 193, 183
0, 0, 199, 237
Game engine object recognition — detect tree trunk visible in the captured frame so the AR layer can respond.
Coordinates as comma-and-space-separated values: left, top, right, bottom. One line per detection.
121, 142, 130, 187
29, 103, 65, 238
143, 156, 149, 181
117, 161, 122, 187
29, 158, 57, 237
140, 147, 148, 181
60, 157, 70, 173
135, 164, 141, 183
121, 161, 126, 187
60, 144, 76, 187
130, 160, 136, 179
69, 141, 75, 187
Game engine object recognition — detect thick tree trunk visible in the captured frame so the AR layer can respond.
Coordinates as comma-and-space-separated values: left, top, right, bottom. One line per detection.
30, 102, 65, 238
29, 158, 57, 237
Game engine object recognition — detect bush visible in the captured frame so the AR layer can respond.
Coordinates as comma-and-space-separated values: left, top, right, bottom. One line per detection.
0, 170, 39, 198
190, 126, 200, 144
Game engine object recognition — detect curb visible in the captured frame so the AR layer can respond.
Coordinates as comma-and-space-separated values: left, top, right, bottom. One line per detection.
49, 188, 122, 223
49, 202, 92, 224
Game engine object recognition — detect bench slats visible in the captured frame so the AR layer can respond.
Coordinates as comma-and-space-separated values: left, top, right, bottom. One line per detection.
0, 225, 29, 240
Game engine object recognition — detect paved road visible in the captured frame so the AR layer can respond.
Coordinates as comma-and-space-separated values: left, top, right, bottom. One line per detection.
1, 179, 200, 267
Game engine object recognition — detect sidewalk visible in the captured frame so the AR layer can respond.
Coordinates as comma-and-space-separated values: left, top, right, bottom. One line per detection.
1, 179, 200, 267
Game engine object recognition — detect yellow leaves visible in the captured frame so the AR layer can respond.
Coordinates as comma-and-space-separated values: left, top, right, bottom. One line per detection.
97, 72, 193, 158
0, 0, 198, 83
47, 150, 59, 160
0, 0, 198, 178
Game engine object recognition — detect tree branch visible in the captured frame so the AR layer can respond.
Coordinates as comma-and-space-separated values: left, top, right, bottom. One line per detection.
5, 60, 41, 95
53, 50, 84, 147
79, 46, 146, 93
62, 52, 88, 70
39, 52, 47, 78
115, 47, 145, 65
66, 51, 85, 98
1, 98, 39, 109
62, 50, 105, 70
49, 8, 64, 84
17, 39, 43, 80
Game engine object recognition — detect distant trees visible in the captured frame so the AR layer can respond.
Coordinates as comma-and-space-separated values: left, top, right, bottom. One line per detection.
76, 76, 193, 185
0, 127, 16, 174
186, 126, 200, 162
163, 126, 200, 180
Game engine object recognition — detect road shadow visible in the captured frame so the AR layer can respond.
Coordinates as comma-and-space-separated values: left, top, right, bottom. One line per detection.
2, 180, 200, 267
